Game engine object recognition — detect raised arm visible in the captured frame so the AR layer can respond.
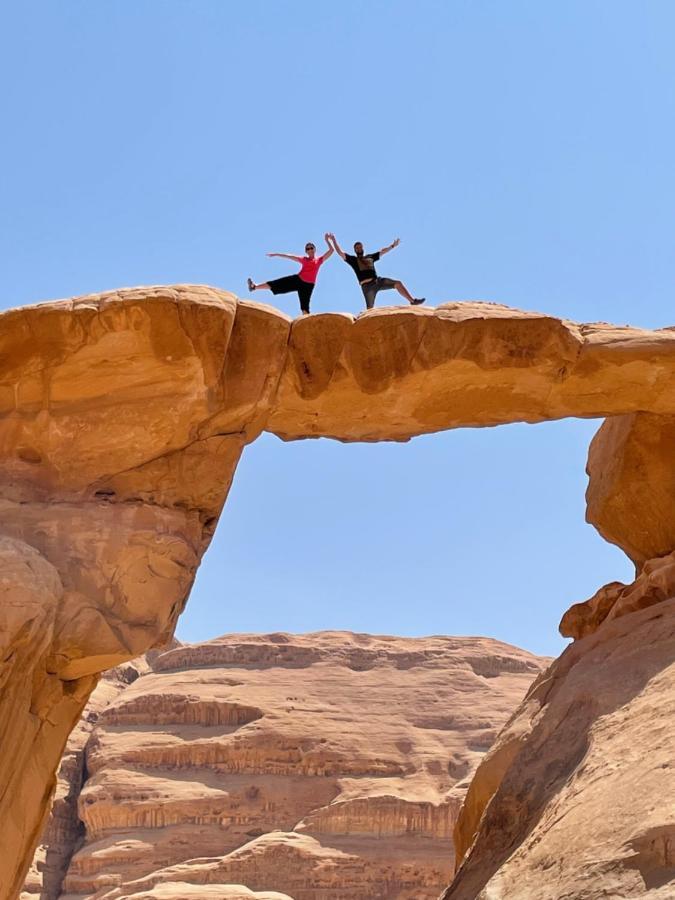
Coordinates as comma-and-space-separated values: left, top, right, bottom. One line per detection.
378, 237, 401, 256
321, 233, 334, 262
266, 252, 303, 261
327, 233, 347, 260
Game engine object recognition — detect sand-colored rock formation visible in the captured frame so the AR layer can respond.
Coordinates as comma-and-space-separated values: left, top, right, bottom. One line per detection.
117, 888, 292, 900
559, 550, 675, 639
3, 285, 675, 898
0, 288, 290, 898
586, 412, 675, 567
22, 661, 148, 900
268, 303, 675, 441
444, 598, 675, 900
50, 631, 545, 899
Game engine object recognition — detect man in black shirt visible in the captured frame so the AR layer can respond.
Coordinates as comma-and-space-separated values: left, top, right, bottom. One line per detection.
328, 234, 425, 310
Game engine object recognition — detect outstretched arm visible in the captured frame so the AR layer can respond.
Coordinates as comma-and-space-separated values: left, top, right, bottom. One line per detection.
379, 237, 401, 256
327, 233, 347, 260
320, 233, 334, 262
267, 252, 303, 261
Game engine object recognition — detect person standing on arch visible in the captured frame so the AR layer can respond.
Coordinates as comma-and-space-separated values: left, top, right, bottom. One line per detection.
247, 234, 334, 316
327, 233, 425, 310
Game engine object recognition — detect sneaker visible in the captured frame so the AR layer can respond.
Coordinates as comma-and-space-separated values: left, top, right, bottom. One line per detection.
411, 298, 425, 305
247, 277, 255, 292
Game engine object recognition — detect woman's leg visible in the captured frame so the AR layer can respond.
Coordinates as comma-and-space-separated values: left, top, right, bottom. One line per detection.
248, 278, 270, 292
298, 282, 314, 315
253, 275, 299, 296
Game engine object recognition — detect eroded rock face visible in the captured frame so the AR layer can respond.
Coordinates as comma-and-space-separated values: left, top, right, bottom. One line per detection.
559, 551, 675, 639
21, 660, 149, 900
268, 304, 675, 441
586, 412, 675, 567
3, 286, 675, 899
54, 631, 545, 899
0, 287, 290, 898
0, 287, 291, 678
445, 599, 675, 900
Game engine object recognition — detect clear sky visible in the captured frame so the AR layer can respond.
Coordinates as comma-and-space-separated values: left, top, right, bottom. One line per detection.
3, 1, 673, 656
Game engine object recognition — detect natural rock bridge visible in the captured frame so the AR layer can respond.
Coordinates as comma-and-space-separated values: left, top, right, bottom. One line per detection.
1, 286, 674, 899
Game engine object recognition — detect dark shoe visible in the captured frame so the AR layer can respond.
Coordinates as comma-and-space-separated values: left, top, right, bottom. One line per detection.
247, 277, 255, 292
411, 297, 425, 305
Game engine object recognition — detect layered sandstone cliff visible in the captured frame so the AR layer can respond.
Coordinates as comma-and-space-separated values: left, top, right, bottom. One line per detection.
50, 631, 545, 899
3, 285, 675, 899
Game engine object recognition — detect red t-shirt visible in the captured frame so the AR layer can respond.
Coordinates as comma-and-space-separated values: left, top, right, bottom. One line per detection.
297, 255, 324, 284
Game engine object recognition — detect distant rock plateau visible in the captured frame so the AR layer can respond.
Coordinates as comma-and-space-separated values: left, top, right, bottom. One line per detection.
23, 631, 547, 899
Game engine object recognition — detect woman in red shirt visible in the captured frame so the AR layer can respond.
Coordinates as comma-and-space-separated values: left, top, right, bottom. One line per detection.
248, 234, 333, 315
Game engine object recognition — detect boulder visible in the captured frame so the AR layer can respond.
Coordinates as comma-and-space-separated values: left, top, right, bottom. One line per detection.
586, 412, 675, 567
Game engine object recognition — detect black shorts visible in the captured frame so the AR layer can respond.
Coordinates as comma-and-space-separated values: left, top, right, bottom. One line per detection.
269, 274, 315, 311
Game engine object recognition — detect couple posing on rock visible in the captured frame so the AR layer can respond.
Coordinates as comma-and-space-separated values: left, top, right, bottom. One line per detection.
247, 233, 425, 315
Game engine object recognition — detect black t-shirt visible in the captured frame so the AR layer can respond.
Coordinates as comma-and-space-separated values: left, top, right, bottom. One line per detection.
345, 251, 380, 283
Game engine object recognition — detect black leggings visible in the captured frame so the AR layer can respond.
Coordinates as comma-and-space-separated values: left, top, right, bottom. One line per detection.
269, 274, 315, 313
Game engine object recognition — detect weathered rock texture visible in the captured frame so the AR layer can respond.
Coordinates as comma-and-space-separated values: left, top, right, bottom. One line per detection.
22, 660, 149, 900
2, 285, 675, 899
586, 412, 675, 567
0, 287, 289, 898
51, 631, 545, 899
267, 304, 675, 441
560, 551, 675, 640
444, 598, 675, 900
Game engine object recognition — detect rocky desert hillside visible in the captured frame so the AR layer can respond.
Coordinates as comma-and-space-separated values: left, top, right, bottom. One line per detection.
23, 631, 546, 900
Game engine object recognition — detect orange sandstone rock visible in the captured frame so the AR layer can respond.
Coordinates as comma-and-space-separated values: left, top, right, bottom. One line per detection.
267, 304, 675, 441
117, 887, 292, 900
586, 412, 675, 567
560, 551, 675, 639
3, 285, 675, 899
444, 600, 675, 900
22, 661, 149, 900
0, 288, 290, 899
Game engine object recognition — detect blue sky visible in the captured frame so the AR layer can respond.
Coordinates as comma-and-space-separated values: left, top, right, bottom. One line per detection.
2, 1, 673, 655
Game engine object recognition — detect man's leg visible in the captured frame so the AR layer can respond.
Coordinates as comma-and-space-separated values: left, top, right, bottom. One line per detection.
393, 279, 416, 304
362, 283, 377, 310
381, 278, 424, 305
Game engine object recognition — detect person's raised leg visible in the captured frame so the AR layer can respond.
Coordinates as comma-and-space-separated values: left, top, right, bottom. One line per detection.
393, 280, 416, 303
248, 278, 271, 292
393, 280, 425, 305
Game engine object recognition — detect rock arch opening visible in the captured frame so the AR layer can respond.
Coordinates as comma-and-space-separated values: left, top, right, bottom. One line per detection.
183, 423, 632, 656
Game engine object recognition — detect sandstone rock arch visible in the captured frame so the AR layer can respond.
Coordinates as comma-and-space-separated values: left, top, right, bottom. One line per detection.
1, 285, 674, 898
